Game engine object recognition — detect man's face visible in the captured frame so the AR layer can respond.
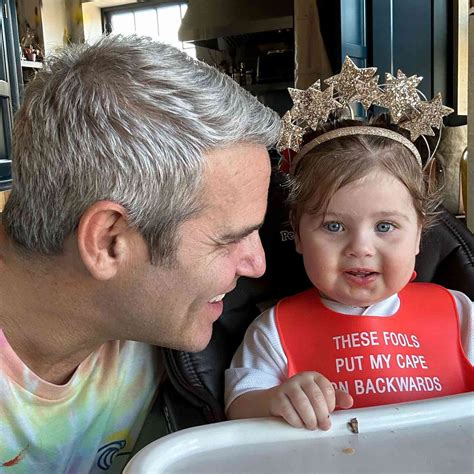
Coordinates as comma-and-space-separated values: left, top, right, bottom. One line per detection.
295, 170, 422, 307
117, 144, 271, 351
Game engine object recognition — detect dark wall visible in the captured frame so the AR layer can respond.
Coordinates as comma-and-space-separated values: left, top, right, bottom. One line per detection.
369, 0, 451, 107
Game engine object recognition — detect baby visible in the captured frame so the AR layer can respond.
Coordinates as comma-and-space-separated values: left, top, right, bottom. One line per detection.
224, 117, 473, 431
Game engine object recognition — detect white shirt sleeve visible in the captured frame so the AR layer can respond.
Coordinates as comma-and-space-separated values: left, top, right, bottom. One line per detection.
449, 289, 474, 363
224, 307, 287, 412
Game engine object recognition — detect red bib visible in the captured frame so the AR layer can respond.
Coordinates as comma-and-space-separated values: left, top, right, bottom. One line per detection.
275, 283, 473, 408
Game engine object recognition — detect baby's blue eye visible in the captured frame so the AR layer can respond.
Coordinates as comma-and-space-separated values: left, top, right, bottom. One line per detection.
376, 222, 394, 233
324, 221, 344, 232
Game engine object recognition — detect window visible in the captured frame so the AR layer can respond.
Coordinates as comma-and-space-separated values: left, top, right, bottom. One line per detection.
104, 2, 195, 58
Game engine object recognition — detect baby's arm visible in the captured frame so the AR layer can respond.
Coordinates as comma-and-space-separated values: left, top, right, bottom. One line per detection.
225, 308, 353, 430
450, 290, 474, 363
227, 371, 353, 430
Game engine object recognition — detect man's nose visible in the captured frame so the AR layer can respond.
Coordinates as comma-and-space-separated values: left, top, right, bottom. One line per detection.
236, 231, 266, 278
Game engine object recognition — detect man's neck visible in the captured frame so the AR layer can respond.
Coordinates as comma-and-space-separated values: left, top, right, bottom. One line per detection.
2, 321, 103, 385
0, 235, 106, 385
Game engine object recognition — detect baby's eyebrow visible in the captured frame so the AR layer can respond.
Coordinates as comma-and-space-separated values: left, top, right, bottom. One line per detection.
373, 211, 411, 221
322, 210, 411, 221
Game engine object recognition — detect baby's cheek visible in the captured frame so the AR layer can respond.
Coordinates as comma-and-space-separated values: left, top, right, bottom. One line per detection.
384, 256, 414, 284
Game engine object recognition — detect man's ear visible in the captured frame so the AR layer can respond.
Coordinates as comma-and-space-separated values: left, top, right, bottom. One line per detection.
77, 201, 130, 280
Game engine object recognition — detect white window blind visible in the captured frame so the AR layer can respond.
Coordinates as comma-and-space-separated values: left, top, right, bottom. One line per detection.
109, 3, 196, 58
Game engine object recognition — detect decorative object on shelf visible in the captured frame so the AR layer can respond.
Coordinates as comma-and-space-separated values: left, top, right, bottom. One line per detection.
231, 67, 241, 84
20, 27, 43, 62
277, 56, 454, 174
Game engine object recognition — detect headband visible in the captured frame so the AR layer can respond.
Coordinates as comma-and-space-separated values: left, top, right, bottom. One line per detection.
290, 126, 423, 174
277, 57, 453, 174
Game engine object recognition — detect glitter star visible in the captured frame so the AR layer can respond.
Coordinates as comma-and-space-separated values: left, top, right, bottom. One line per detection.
324, 56, 377, 103
289, 86, 341, 130
378, 70, 423, 123
277, 111, 305, 152
288, 80, 321, 117
352, 75, 383, 109
398, 114, 436, 141
399, 93, 454, 140
417, 93, 454, 129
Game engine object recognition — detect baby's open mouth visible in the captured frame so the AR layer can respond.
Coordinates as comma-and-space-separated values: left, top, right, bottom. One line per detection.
346, 270, 378, 278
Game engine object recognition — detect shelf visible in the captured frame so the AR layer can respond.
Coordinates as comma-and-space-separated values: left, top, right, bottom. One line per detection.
0, 179, 12, 192
21, 60, 43, 69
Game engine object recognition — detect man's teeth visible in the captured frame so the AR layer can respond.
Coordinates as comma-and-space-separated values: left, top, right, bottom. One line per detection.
209, 294, 225, 303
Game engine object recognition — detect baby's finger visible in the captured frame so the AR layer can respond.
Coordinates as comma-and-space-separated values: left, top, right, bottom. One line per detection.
271, 394, 304, 429
302, 382, 332, 431
335, 389, 354, 409
313, 374, 337, 412
287, 389, 318, 430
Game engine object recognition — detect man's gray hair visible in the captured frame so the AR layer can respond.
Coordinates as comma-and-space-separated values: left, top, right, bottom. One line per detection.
3, 35, 280, 263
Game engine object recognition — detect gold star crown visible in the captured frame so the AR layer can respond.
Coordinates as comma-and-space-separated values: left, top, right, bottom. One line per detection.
277, 56, 453, 171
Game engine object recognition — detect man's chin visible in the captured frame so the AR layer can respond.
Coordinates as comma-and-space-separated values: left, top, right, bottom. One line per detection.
171, 331, 213, 353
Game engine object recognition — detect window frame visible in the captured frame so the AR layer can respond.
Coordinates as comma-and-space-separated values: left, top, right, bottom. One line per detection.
102, 0, 186, 32
101, 0, 194, 56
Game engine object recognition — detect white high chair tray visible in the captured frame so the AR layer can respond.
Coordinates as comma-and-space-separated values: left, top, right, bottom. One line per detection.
125, 393, 473, 473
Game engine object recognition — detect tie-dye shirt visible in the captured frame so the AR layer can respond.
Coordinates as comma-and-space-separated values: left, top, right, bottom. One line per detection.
0, 331, 162, 473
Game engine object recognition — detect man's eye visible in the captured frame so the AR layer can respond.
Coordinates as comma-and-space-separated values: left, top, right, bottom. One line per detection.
225, 236, 245, 246
221, 239, 239, 247
323, 221, 344, 232
376, 222, 394, 233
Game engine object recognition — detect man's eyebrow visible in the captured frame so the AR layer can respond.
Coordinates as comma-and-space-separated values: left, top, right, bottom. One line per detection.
218, 223, 263, 242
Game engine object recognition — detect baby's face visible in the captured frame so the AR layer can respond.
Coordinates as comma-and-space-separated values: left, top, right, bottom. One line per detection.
295, 170, 422, 307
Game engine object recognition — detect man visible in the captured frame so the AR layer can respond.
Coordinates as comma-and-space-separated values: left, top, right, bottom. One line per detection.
0, 35, 280, 472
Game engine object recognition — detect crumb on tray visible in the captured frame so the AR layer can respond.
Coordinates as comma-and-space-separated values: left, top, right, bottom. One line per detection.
347, 417, 359, 434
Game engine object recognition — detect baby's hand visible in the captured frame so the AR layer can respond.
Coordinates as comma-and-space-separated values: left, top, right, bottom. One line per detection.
268, 371, 353, 430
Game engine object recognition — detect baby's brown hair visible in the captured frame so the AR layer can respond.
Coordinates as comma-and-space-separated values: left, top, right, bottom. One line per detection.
288, 118, 440, 234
